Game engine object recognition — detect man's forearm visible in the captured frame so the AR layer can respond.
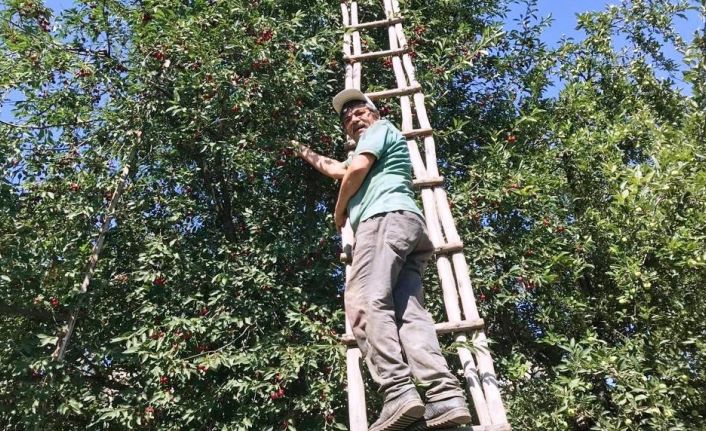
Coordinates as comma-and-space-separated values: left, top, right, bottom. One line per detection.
295, 142, 346, 179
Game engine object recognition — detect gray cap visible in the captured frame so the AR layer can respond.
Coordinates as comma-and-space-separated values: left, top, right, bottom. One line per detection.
332, 88, 377, 115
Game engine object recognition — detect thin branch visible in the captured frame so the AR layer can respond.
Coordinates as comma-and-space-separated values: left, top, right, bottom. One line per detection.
52, 133, 140, 362
0, 302, 71, 322
0, 119, 97, 130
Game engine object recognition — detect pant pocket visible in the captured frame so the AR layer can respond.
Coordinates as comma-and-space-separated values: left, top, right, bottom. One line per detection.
384, 212, 422, 257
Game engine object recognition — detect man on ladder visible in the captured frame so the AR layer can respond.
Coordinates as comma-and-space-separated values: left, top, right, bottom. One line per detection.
293, 89, 471, 431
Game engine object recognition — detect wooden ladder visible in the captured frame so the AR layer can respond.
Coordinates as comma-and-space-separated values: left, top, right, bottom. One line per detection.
337, 1, 512, 430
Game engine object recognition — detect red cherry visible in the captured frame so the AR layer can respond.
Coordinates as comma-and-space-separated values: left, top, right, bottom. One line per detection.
252, 59, 270, 70
38, 17, 50, 32
231, 105, 240, 113
379, 106, 391, 116
256, 29, 273, 44
199, 307, 209, 316
542, 218, 550, 227
50, 297, 59, 309
145, 406, 155, 414
197, 365, 208, 373
479, 293, 486, 302
555, 225, 566, 233
382, 58, 392, 68
76, 67, 92, 78
152, 51, 165, 61
159, 375, 168, 385
153, 276, 166, 287
69, 182, 80, 192
506, 134, 517, 144
149, 331, 164, 340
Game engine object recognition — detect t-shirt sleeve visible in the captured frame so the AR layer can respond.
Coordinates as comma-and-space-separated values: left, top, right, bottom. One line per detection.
354, 121, 389, 159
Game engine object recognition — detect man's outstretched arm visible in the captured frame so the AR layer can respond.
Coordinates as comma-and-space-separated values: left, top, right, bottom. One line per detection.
292, 140, 347, 180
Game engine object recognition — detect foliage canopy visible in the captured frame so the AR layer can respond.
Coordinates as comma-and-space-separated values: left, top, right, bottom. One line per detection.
1, 0, 705, 429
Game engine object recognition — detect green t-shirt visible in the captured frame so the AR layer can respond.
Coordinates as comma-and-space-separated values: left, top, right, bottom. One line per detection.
344, 119, 423, 232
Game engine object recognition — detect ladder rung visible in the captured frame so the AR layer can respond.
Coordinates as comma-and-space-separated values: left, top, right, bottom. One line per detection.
341, 318, 485, 346
435, 242, 464, 255
340, 244, 353, 264
452, 425, 513, 431
345, 16, 404, 31
402, 128, 434, 139
344, 123, 430, 150
344, 46, 410, 63
366, 84, 422, 101
413, 176, 444, 189
435, 318, 485, 335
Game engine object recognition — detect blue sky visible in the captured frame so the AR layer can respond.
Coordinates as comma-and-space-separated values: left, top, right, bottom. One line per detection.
507, 1, 701, 44
506, 1, 702, 94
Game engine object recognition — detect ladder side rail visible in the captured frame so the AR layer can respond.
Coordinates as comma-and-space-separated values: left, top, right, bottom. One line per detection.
341, 2, 354, 89
345, 307, 369, 430
385, 0, 509, 424
382, 0, 439, 178
380, 0, 493, 421
384, 0, 418, 87
377, 0, 429, 185
351, 1, 362, 89
419, 188, 493, 425
433, 189, 479, 318
406, 138, 429, 179
341, 3, 367, 430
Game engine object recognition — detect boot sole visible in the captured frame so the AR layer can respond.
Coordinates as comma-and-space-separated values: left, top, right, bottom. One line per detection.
408, 406, 472, 430
368, 400, 425, 431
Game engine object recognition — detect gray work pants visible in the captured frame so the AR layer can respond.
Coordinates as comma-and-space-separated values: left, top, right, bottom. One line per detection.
345, 210, 464, 403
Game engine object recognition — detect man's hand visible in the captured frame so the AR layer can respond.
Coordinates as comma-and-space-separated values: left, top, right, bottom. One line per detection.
289, 139, 302, 157
334, 204, 347, 232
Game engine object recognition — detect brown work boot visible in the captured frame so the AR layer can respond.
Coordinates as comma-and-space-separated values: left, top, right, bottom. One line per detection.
407, 396, 472, 430
368, 390, 425, 431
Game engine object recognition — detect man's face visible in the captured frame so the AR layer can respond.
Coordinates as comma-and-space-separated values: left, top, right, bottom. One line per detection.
342, 104, 378, 142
